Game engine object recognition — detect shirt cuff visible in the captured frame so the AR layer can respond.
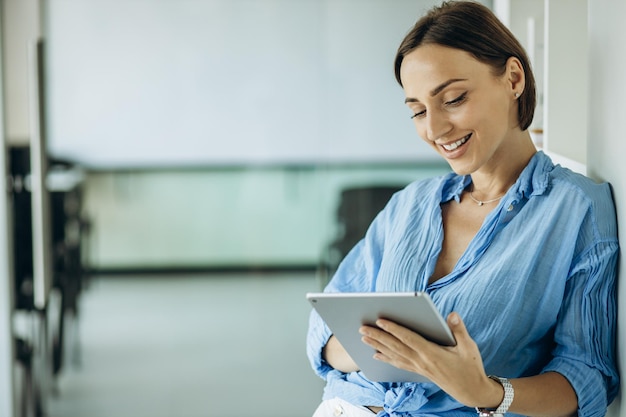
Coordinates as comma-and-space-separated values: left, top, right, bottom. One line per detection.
306, 309, 334, 378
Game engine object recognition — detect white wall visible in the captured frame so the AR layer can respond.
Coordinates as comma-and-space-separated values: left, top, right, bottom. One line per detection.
587, 0, 626, 414
543, 0, 588, 164
44, 0, 445, 168
494, 0, 544, 132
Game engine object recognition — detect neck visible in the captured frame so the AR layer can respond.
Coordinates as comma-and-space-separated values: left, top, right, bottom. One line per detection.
470, 132, 536, 200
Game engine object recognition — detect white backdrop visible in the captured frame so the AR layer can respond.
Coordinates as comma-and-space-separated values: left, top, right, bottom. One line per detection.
44, 0, 449, 168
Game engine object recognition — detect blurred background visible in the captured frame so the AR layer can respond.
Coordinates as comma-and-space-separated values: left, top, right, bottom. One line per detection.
4, 0, 626, 417
1, 1, 453, 416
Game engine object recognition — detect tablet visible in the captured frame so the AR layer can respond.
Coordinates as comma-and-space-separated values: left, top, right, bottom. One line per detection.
306, 291, 456, 383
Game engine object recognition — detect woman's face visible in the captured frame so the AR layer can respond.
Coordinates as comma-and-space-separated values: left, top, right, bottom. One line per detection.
400, 44, 521, 176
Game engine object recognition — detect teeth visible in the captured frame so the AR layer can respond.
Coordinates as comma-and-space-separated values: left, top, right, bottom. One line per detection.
442, 135, 469, 151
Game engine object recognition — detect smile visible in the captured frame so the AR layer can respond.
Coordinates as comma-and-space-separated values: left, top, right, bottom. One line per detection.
441, 134, 470, 151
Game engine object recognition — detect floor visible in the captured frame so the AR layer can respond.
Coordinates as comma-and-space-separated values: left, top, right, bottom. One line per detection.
45, 273, 326, 417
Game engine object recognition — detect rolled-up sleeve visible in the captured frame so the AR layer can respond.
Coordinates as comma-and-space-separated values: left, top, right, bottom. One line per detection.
306, 308, 334, 378
542, 240, 619, 417
305, 194, 394, 379
305, 241, 374, 379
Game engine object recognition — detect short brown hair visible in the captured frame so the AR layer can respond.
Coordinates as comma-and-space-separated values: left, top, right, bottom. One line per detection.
394, 1, 536, 130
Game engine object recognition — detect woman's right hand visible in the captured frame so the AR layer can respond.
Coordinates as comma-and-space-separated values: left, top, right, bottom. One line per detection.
322, 335, 359, 373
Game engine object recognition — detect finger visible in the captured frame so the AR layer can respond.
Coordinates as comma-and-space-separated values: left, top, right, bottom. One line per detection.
361, 333, 414, 369
447, 312, 470, 345
361, 328, 430, 376
359, 325, 398, 351
360, 325, 414, 363
375, 319, 429, 349
367, 320, 433, 366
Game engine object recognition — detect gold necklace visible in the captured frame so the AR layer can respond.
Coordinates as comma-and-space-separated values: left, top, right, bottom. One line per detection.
468, 190, 505, 206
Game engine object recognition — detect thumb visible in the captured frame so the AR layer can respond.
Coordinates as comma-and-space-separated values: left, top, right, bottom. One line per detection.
447, 312, 470, 343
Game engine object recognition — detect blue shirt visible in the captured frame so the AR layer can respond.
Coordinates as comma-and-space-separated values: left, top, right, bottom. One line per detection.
306, 152, 619, 417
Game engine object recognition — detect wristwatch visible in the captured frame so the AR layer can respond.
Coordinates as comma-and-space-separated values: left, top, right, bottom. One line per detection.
475, 376, 514, 416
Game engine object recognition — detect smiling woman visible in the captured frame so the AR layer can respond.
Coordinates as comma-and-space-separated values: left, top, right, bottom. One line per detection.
399, 44, 535, 182
394, 2, 537, 133
306, 2, 619, 417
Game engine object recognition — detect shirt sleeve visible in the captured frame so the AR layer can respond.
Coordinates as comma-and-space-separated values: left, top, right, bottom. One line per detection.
305, 195, 393, 379
542, 240, 619, 417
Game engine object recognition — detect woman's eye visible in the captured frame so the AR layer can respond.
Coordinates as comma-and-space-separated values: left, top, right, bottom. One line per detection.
410, 110, 426, 119
445, 92, 467, 106
410, 92, 467, 119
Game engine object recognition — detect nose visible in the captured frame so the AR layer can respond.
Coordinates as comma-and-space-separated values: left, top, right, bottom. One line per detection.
424, 110, 452, 142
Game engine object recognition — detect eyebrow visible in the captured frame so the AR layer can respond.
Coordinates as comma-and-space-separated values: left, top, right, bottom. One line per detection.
404, 78, 467, 103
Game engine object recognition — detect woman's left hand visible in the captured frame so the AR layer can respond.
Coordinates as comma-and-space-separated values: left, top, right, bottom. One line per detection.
359, 312, 503, 408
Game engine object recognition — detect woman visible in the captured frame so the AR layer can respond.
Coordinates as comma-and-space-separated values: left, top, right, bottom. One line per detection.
306, 1, 619, 416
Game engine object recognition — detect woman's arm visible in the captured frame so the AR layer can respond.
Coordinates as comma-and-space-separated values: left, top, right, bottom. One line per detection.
322, 335, 359, 374
360, 313, 578, 416
507, 373, 577, 417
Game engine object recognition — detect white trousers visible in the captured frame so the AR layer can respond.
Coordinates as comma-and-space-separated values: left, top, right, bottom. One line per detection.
312, 398, 378, 417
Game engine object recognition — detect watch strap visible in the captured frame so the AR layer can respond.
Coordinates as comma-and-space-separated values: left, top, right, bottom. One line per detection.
475, 376, 514, 416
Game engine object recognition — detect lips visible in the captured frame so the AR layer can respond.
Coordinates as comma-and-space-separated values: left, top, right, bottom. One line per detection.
441, 133, 471, 151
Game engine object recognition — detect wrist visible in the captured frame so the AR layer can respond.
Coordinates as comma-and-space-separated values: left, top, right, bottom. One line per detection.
475, 376, 514, 416
476, 375, 505, 408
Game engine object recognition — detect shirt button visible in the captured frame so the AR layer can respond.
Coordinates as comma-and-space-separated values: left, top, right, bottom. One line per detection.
333, 404, 344, 416
507, 204, 514, 212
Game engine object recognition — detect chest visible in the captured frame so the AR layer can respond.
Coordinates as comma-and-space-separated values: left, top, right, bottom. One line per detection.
429, 198, 492, 283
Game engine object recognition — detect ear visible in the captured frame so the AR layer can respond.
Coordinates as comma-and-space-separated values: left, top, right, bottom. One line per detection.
505, 56, 526, 97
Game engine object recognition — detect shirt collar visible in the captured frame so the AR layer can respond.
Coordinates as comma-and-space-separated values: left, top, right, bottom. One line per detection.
511, 151, 553, 199
440, 151, 554, 203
